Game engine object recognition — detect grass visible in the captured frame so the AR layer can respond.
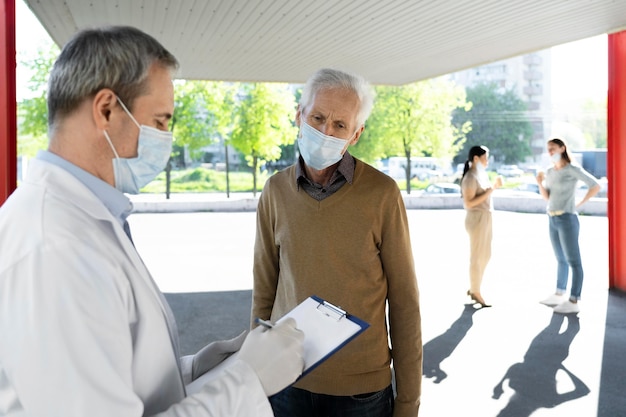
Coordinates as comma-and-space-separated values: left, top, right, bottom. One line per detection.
141, 167, 271, 193
139, 166, 533, 195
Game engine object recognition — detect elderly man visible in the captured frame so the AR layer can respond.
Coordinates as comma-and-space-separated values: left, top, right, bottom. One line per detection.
252, 68, 422, 417
0, 26, 303, 416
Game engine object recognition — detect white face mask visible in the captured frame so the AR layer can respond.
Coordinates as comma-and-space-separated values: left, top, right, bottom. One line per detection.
103, 97, 173, 194
297, 120, 354, 170
551, 152, 562, 163
475, 161, 486, 173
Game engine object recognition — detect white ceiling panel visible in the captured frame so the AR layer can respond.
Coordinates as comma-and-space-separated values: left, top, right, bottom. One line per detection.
23, 0, 626, 85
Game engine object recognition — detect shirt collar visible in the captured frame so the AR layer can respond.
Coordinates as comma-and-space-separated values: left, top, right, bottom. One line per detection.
36, 150, 133, 225
295, 151, 355, 187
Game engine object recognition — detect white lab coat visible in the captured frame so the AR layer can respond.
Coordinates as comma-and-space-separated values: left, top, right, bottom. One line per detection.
0, 159, 272, 416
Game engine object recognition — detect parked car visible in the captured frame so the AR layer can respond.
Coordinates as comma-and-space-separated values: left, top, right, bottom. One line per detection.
382, 156, 450, 180
515, 182, 540, 194
491, 180, 541, 198
422, 182, 461, 195
497, 164, 524, 177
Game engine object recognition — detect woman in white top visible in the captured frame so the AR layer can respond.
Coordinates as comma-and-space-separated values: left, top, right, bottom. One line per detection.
461, 145, 502, 307
537, 138, 600, 314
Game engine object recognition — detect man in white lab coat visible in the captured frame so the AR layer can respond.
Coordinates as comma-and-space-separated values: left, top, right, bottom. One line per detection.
0, 26, 304, 416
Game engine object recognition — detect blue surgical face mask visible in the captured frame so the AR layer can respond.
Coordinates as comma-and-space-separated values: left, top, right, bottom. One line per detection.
551, 152, 562, 163
103, 97, 173, 194
297, 120, 354, 170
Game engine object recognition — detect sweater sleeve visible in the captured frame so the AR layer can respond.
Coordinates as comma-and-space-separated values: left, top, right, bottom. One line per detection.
251, 178, 281, 327
380, 190, 422, 417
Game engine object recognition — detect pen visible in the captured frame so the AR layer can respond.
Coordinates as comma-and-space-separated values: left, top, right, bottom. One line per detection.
255, 317, 274, 329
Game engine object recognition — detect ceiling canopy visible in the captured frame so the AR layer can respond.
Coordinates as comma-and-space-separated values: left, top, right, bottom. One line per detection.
24, 0, 626, 85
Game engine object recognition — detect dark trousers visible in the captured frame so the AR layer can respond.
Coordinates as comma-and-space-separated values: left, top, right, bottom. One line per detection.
269, 385, 394, 417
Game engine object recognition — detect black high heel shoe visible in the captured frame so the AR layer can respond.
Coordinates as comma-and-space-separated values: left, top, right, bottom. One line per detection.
467, 290, 492, 308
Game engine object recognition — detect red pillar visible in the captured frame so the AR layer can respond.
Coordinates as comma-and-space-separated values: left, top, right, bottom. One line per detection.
0, 0, 17, 206
608, 31, 626, 291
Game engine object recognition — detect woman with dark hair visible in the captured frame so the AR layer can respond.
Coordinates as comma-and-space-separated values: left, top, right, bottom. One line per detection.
537, 138, 600, 314
461, 145, 502, 307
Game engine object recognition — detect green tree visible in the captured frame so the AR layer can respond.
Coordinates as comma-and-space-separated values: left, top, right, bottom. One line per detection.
453, 82, 533, 164
172, 81, 239, 162
168, 81, 239, 196
269, 86, 301, 172
17, 44, 60, 157
353, 77, 470, 194
230, 83, 298, 196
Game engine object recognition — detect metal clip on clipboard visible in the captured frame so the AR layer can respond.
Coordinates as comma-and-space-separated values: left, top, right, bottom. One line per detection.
316, 300, 346, 321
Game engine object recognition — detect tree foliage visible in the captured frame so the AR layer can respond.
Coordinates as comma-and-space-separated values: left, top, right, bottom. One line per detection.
17, 44, 59, 157
172, 80, 239, 161
453, 82, 533, 164
270, 86, 302, 170
353, 77, 470, 193
230, 83, 298, 195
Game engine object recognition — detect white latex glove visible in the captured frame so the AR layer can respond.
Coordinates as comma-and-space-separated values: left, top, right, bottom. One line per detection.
192, 330, 248, 380
238, 317, 305, 396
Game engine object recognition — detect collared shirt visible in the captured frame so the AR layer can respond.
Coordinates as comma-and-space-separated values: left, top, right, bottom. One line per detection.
296, 152, 355, 201
36, 150, 133, 229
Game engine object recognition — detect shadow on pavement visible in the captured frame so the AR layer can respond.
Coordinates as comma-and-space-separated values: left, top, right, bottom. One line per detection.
164, 290, 252, 355
492, 313, 589, 417
166, 289, 625, 416
423, 304, 479, 383
597, 289, 626, 417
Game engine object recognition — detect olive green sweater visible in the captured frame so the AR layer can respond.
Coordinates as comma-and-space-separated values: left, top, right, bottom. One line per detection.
252, 159, 422, 416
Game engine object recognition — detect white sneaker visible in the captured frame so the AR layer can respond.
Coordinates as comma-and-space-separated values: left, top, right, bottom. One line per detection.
553, 300, 580, 314
540, 294, 565, 307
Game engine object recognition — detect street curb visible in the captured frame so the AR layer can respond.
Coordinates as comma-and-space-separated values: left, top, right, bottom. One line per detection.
131, 197, 259, 213
130, 194, 607, 216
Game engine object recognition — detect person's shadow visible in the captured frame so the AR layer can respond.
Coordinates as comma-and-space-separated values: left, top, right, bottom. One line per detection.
493, 313, 590, 416
423, 304, 478, 383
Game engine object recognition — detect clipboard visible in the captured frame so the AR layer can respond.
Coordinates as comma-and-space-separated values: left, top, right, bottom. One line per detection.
186, 295, 369, 395
277, 295, 369, 377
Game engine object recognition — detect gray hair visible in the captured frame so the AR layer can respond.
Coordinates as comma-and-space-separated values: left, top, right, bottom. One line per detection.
48, 26, 179, 128
299, 68, 375, 127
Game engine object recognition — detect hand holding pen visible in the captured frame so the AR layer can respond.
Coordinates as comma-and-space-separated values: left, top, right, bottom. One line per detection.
238, 317, 304, 396
255, 317, 275, 330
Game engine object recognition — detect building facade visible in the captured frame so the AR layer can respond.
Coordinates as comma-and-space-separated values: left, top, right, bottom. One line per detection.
449, 50, 553, 163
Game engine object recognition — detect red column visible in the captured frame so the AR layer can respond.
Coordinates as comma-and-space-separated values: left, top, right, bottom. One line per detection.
608, 31, 626, 291
0, 0, 17, 205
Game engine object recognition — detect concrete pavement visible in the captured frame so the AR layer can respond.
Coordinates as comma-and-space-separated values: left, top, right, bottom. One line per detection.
128, 207, 624, 417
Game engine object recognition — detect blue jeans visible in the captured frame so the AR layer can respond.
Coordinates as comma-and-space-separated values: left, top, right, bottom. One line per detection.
548, 213, 583, 300
269, 385, 394, 417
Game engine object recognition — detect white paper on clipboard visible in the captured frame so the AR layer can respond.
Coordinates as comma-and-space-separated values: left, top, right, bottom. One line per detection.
186, 295, 370, 395
276, 295, 369, 376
